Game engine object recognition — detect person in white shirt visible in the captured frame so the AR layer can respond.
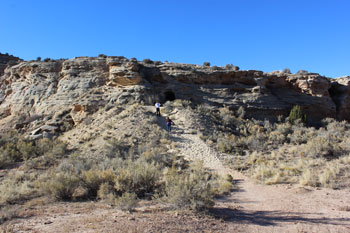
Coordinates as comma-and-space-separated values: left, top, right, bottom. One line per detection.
155, 102, 161, 116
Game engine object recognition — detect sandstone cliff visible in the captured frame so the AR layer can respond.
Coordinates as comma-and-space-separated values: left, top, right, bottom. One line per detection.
0, 55, 349, 136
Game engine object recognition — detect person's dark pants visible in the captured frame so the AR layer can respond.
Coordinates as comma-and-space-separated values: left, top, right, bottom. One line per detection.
156, 108, 160, 116
167, 123, 171, 131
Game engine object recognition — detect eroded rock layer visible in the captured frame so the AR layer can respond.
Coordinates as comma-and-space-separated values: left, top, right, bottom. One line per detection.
0, 55, 349, 135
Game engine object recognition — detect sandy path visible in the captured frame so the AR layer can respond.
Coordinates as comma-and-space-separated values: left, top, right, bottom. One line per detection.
167, 108, 350, 233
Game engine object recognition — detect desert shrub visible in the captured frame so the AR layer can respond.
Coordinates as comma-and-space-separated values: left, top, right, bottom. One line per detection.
17, 140, 37, 160
97, 182, 115, 202
141, 148, 173, 168
216, 138, 233, 153
203, 62, 211, 67
297, 70, 308, 75
236, 106, 245, 119
219, 107, 236, 126
245, 134, 268, 151
0, 171, 39, 205
36, 57, 41, 61
318, 164, 339, 188
0, 136, 22, 168
299, 169, 318, 187
287, 125, 315, 145
25, 139, 68, 169
0, 133, 67, 169
282, 68, 291, 74
214, 176, 235, 195
288, 105, 306, 124
173, 99, 191, 109
81, 169, 116, 198
268, 131, 286, 145
98, 54, 107, 58
143, 58, 154, 64
114, 159, 161, 197
0, 151, 14, 169
163, 163, 217, 211
115, 192, 139, 212
301, 137, 342, 159
45, 171, 80, 200
40, 154, 119, 201
225, 64, 239, 71
105, 139, 130, 159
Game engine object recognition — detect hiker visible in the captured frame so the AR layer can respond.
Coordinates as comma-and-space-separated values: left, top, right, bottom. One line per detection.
165, 116, 175, 132
155, 101, 161, 116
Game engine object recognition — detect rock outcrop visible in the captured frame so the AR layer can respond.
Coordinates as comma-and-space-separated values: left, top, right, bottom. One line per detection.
0, 55, 349, 134
0, 53, 22, 76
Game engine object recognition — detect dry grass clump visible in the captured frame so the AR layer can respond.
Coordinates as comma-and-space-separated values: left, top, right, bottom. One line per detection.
163, 162, 217, 211
115, 192, 139, 212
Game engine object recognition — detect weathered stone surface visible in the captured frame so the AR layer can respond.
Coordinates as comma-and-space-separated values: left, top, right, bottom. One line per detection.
0, 55, 349, 135
330, 77, 350, 121
31, 128, 42, 135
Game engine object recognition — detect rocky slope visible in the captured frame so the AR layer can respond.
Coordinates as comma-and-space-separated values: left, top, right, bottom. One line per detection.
0, 55, 349, 137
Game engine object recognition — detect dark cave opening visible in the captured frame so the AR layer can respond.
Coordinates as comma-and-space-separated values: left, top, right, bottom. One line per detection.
164, 90, 176, 101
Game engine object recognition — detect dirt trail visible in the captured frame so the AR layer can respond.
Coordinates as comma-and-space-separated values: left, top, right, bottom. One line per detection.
165, 107, 350, 233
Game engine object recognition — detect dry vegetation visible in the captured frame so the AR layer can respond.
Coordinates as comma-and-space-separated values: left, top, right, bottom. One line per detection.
195, 104, 350, 189
0, 104, 233, 226
2, 99, 350, 230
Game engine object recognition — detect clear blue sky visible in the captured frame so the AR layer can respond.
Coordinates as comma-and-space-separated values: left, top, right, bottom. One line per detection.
1, 0, 349, 77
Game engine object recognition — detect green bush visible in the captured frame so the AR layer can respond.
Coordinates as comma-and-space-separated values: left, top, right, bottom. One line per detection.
288, 105, 306, 124
203, 62, 211, 67
143, 58, 154, 64
282, 68, 291, 74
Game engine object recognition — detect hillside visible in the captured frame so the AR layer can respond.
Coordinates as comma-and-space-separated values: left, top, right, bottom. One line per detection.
1, 55, 350, 232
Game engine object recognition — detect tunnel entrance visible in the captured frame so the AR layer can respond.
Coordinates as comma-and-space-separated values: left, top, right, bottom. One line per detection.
164, 90, 176, 102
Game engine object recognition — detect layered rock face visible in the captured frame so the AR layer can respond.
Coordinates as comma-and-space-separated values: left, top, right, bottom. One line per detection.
0, 55, 349, 134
